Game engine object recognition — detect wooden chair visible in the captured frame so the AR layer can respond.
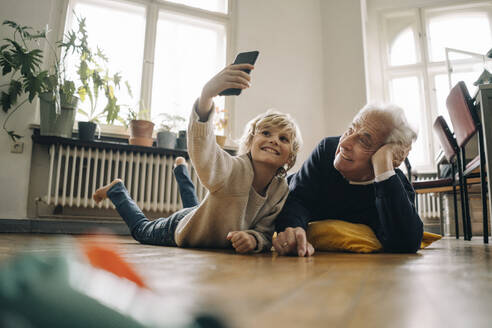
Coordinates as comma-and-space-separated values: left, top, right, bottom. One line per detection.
412, 116, 463, 238
446, 81, 489, 243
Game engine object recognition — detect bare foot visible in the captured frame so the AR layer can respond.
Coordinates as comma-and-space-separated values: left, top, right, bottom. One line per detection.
174, 156, 187, 168
93, 179, 123, 203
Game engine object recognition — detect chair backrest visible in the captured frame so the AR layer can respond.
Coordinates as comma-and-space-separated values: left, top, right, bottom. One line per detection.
404, 157, 412, 182
433, 115, 458, 162
446, 81, 477, 148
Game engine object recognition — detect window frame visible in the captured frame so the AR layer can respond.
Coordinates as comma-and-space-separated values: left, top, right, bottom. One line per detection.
62, 0, 236, 137
377, 1, 492, 173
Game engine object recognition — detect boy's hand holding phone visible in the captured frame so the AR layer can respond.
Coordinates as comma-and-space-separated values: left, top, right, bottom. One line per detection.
201, 64, 253, 99
219, 51, 259, 96
197, 64, 254, 120
197, 51, 259, 120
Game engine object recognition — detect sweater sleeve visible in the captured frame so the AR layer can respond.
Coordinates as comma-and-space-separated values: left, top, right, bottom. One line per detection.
187, 99, 234, 193
245, 188, 289, 253
275, 139, 327, 232
373, 170, 424, 253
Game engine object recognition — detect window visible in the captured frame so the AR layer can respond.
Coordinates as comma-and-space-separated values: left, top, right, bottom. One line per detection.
65, 0, 147, 125
379, 2, 492, 172
165, 0, 228, 14
64, 0, 231, 133
151, 11, 226, 125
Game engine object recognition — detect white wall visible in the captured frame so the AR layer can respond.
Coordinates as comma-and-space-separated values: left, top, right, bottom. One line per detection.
320, 0, 368, 137
0, 0, 64, 219
234, 0, 368, 171
233, 0, 325, 172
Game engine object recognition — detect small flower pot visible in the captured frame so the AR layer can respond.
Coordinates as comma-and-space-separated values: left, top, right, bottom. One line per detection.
157, 130, 177, 149
129, 120, 155, 147
78, 121, 97, 141
129, 137, 154, 147
215, 135, 226, 147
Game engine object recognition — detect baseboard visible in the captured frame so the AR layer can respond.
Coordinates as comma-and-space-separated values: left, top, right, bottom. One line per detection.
0, 218, 130, 235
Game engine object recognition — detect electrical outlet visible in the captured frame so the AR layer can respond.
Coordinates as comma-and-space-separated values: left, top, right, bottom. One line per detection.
10, 141, 24, 154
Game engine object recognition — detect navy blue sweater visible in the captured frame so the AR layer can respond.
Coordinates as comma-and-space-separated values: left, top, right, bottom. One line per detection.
275, 137, 424, 253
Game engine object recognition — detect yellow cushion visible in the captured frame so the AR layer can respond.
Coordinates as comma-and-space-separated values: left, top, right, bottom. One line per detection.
421, 231, 442, 248
306, 220, 442, 253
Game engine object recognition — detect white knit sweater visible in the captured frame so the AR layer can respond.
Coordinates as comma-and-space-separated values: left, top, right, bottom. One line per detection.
174, 102, 289, 252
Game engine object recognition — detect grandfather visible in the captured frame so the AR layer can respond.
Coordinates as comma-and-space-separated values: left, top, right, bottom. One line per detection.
273, 103, 423, 256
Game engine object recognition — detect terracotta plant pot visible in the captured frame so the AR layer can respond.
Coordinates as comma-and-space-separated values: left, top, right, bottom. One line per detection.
129, 137, 154, 147
129, 120, 154, 147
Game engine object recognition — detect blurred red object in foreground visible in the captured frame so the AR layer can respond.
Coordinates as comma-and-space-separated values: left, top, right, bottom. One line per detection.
79, 235, 148, 289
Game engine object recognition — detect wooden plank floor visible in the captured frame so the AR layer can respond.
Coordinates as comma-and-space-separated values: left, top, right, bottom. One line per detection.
1, 233, 492, 328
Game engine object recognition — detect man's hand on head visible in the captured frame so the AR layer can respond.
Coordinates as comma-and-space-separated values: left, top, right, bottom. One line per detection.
273, 227, 315, 257
371, 143, 396, 176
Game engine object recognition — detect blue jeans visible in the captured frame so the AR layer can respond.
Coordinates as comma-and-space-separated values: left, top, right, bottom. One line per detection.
107, 164, 199, 246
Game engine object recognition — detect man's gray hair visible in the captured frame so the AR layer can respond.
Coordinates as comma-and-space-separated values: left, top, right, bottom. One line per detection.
357, 103, 418, 166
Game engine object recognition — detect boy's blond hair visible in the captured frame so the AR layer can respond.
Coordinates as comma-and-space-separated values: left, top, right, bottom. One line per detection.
238, 110, 302, 177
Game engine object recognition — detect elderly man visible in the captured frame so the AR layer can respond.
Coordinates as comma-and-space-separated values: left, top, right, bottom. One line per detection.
273, 104, 423, 256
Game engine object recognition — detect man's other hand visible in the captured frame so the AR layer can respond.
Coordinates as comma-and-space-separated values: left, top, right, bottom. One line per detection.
273, 227, 315, 257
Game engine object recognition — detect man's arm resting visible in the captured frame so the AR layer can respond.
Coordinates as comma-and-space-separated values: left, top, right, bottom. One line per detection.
374, 174, 423, 253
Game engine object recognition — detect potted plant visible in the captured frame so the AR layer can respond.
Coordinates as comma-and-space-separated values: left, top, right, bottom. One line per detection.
63, 15, 124, 141
214, 106, 228, 147
156, 113, 185, 149
176, 129, 187, 150
124, 101, 154, 147
39, 79, 78, 138
0, 20, 78, 141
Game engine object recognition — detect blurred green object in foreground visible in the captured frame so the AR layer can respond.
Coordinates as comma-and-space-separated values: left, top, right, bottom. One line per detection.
0, 252, 147, 328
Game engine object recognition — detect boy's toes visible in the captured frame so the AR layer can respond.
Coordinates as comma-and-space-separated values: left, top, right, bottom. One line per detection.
174, 156, 187, 167
112, 178, 123, 185
92, 190, 104, 203
92, 179, 123, 204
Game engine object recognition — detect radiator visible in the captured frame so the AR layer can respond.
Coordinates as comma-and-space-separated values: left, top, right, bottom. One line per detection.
43, 144, 206, 213
415, 177, 441, 220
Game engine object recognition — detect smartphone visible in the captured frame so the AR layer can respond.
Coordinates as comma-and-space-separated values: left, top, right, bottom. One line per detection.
219, 51, 259, 96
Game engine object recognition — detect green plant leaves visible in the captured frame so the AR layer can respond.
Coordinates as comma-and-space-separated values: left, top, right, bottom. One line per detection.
2, 20, 42, 41
1, 15, 132, 134
124, 81, 133, 98
0, 26, 47, 112
21, 49, 43, 76
78, 60, 89, 81
1, 19, 77, 140
113, 72, 121, 87
77, 86, 87, 102
23, 70, 47, 102
157, 112, 186, 132
8, 79, 22, 105
0, 50, 13, 75
64, 13, 129, 125
61, 80, 75, 101
77, 108, 89, 117
4, 39, 43, 77
1, 92, 11, 112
